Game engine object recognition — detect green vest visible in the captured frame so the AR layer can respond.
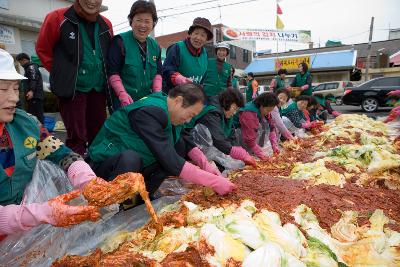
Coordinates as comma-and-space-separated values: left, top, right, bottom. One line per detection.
280, 102, 305, 121
119, 31, 160, 101
232, 77, 239, 89
239, 101, 262, 122
273, 76, 286, 93
203, 58, 232, 97
89, 93, 180, 167
177, 41, 208, 84
76, 22, 105, 93
314, 95, 326, 107
186, 105, 234, 138
0, 109, 39, 205
246, 79, 257, 102
293, 71, 312, 96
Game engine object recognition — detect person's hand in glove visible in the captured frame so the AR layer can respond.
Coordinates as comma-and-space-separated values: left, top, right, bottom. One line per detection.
152, 74, 162, 92
109, 74, 133, 107
249, 143, 268, 160
301, 121, 311, 129
387, 90, 400, 97
384, 106, 400, 123
0, 191, 100, 235
230, 146, 257, 167
67, 160, 97, 189
174, 73, 193, 85
179, 162, 236, 195
310, 120, 324, 129
332, 111, 342, 117
188, 147, 222, 176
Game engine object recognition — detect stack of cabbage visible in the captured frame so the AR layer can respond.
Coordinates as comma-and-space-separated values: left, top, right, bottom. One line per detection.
290, 114, 400, 188
101, 200, 400, 266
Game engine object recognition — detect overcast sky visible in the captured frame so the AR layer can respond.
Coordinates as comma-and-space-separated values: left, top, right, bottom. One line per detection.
102, 0, 400, 52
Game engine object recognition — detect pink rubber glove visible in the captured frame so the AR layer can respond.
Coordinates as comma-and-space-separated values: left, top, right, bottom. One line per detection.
67, 160, 97, 189
109, 74, 133, 106
300, 84, 309, 90
271, 143, 280, 155
332, 111, 342, 117
301, 122, 311, 129
179, 162, 235, 195
0, 191, 100, 235
174, 74, 192, 85
387, 90, 400, 96
252, 92, 257, 99
230, 146, 257, 167
152, 74, 162, 92
384, 106, 400, 123
282, 130, 294, 140
188, 147, 222, 176
249, 143, 268, 160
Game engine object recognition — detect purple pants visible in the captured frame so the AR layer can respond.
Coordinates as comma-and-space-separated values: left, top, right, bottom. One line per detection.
59, 90, 107, 156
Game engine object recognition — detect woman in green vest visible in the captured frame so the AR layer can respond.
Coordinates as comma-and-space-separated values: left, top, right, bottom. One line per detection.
187, 88, 256, 168
163, 17, 213, 92
239, 92, 280, 160
0, 49, 101, 238
203, 43, 232, 105
245, 72, 259, 102
289, 62, 313, 96
88, 84, 235, 197
269, 68, 287, 93
108, 0, 162, 109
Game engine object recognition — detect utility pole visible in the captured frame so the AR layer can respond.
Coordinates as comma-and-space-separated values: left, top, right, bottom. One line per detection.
149, 0, 155, 38
365, 16, 374, 81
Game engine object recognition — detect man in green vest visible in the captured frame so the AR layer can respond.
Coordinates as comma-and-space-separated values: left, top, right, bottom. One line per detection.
0, 49, 102, 238
245, 72, 259, 103
203, 42, 232, 105
289, 62, 313, 96
88, 84, 235, 198
108, 0, 163, 109
269, 68, 287, 93
163, 17, 213, 92
36, 0, 113, 156
185, 88, 257, 169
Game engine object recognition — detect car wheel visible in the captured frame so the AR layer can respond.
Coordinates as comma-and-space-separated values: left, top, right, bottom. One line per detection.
335, 97, 343, 105
361, 97, 378, 112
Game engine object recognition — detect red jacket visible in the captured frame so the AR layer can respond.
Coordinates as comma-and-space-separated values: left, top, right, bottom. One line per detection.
36, 6, 113, 98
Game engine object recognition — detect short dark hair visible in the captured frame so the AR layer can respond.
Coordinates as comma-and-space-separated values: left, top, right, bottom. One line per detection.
307, 96, 318, 107
16, 53, 30, 61
247, 72, 254, 78
219, 87, 245, 111
295, 95, 311, 103
277, 69, 288, 75
254, 92, 279, 108
299, 62, 309, 73
128, 0, 158, 28
169, 84, 205, 108
276, 88, 290, 99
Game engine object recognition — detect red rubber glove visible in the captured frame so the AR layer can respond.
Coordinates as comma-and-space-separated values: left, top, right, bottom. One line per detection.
179, 162, 236, 195
152, 74, 162, 92
387, 90, 400, 97
188, 147, 222, 176
332, 111, 342, 117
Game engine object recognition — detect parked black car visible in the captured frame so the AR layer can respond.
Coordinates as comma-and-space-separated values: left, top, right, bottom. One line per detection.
342, 76, 400, 112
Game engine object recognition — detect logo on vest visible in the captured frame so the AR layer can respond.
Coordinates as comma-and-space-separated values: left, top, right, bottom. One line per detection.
69, 32, 76, 40
24, 137, 37, 149
152, 56, 157, 62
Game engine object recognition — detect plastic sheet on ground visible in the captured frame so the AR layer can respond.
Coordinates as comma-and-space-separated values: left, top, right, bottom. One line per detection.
192, 124, 245, 170
0, 160, 178, 267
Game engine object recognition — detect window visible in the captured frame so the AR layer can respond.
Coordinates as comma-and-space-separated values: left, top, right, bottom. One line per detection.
230, 45, 236, 59
325, 83, 339, 90
373, 77, 400, 86
313, 84, 325, 92
243, 49, 249, 63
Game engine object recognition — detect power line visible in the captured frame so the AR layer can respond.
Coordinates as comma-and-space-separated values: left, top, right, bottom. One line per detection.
112, 0, 221, 30
114, 0, 260, 33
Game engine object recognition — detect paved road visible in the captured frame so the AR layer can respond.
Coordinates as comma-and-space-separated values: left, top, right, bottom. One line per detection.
333, 104, 391, 119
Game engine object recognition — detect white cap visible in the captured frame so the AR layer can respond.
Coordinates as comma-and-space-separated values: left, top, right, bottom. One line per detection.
0, 49, 26, 80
